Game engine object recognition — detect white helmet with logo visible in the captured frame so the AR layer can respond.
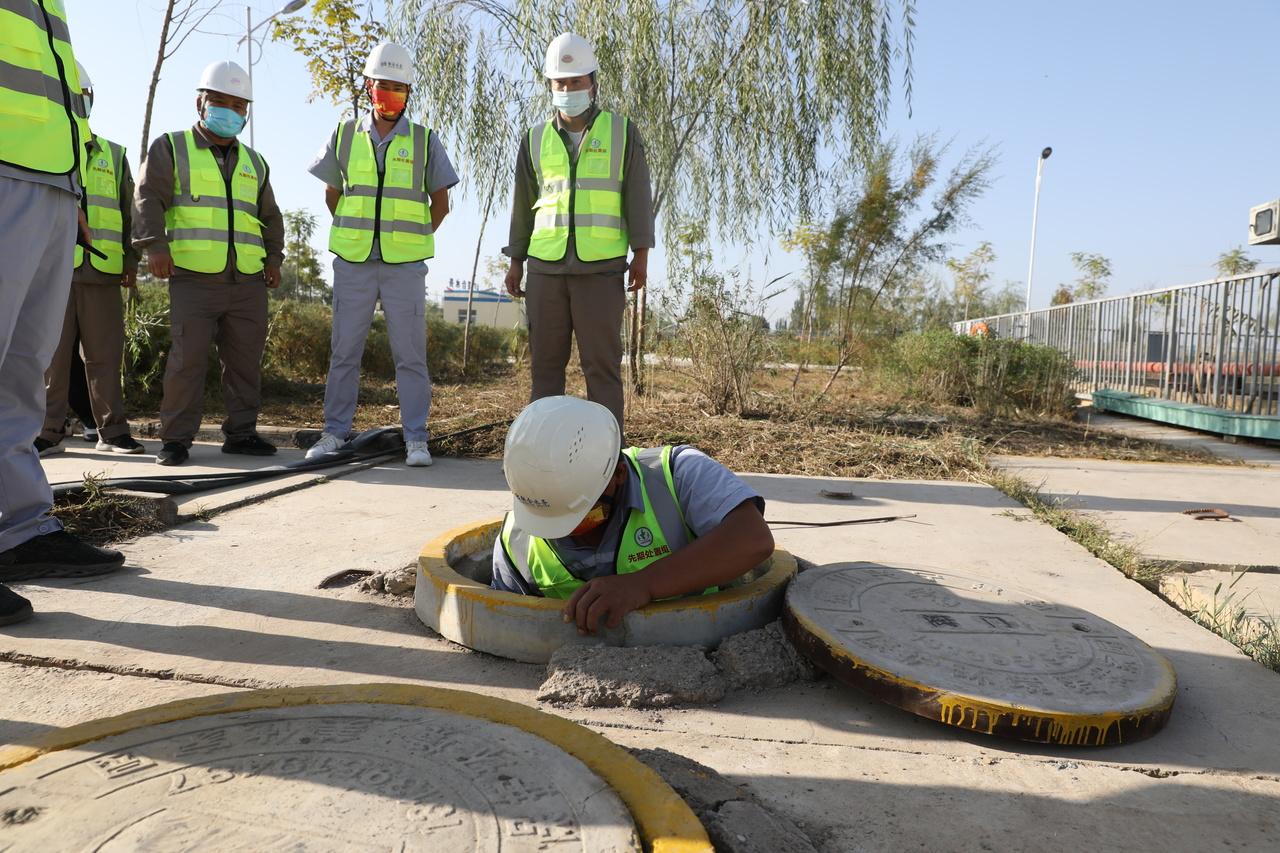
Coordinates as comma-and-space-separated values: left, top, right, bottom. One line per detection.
198, 60, 252, 101
543, 32, 598, 80
75, 60, 92, 94
503, 396, 621, 538
364, 41, 414, 85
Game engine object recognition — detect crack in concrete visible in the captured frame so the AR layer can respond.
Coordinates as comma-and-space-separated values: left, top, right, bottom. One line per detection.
580, 718, 1280, 784
0, 651, 274, 691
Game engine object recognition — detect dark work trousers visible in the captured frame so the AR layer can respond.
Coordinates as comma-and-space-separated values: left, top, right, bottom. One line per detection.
159, 279, 268, 446
525, 271, 626, 430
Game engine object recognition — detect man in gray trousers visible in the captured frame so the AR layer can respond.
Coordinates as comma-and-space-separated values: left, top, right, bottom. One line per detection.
306, 42, 458, 467
0, 1, 125, 626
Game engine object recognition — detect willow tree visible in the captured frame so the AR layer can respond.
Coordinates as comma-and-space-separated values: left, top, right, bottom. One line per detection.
389, 0, 916, 386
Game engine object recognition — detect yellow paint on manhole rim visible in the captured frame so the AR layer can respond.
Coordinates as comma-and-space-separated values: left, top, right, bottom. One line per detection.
0, 683, 711, 853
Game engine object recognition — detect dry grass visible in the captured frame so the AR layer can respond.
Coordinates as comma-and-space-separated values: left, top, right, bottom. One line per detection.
153, 364, 1231, 480
51, 476, 169, 546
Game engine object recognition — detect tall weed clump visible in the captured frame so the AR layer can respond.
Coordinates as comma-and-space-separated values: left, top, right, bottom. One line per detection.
879, 330, 1076, 417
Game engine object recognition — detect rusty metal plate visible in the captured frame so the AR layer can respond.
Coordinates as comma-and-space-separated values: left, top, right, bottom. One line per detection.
0, 703, 641, 852
784, 563, 1177, 746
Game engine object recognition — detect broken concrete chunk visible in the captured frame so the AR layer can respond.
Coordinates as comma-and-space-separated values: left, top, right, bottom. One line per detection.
357, 565, 417, 596
704, 799, 819, 853
712, 621, 819, 690
537, 645, 726, 708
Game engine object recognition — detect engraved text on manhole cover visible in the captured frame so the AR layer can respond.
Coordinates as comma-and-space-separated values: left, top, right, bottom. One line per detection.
784, 563, 1176, 745
0, 704, 640, 852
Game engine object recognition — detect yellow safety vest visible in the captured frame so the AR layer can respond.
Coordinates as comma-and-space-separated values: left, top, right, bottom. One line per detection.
74, 136, 126, 275
527, 111, 629, 263
500, 446, 718, 600
328, 118, 434, 264
163, 130, 267, 276
0, 0, 88, 176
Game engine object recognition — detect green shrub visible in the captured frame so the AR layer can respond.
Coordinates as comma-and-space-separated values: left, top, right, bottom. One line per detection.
877, 330, 1076, 417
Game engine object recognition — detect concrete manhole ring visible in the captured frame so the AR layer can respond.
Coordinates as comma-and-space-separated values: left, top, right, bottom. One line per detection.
0, 685, 709, 852
416, 519, 798, 663
784, 563, 1178, 746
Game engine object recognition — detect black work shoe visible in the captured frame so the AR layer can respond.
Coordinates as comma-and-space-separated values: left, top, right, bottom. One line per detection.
0, 531, 125, 582
96, 434, 145, 454
156, 441, 189, 466
34, 437, 64, 458
222, 434, 277, 456
0, 584, 34, 626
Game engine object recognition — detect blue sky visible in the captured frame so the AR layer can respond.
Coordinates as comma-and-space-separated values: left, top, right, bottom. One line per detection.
65, 1, 1280, 319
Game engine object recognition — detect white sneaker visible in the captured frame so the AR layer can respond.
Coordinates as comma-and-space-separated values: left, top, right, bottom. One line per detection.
405, 441, 433, 467
305, 432, 345, 460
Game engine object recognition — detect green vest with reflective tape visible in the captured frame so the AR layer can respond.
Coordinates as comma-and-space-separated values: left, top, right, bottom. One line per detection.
527, 111, 629, 263
328, 118, 434, 264
501, 446, 717, 600
0, 0, 89, 176
74, 136, 125, 274
163, 130, 267, 275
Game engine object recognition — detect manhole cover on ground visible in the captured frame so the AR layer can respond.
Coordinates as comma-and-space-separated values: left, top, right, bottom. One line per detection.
784, 563, 1177, 746
0, 699, 646, 851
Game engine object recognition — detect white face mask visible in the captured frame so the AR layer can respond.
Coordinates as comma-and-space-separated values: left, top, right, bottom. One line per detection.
552, 88, 592, 118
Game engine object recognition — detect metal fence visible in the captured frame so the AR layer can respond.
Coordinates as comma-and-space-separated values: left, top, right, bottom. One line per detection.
955, 268, 1280, 416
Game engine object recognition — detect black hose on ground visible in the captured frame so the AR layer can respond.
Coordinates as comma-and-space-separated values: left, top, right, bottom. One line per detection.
50, 420, 511, 499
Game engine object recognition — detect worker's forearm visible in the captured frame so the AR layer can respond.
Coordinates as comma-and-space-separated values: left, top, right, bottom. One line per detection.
639, 502, 774, 600
324, 186, 341, 216
430, 202, 448, 231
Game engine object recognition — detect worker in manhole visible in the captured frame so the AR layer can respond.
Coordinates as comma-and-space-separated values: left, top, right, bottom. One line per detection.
494, 396, 774, 633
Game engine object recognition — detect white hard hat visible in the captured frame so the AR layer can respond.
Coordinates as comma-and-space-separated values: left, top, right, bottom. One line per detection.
198, 60, 252, 101
75, 60, 92, 93
503, 396, 621, 539
543, 32, 598, 80
364, 41, 414, 85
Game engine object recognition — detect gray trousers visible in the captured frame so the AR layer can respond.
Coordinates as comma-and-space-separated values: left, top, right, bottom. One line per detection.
525, 271, 626, 429
0, 178, 77, 552
42, 280, 130, 442
324, 257, 431, 443
159, 279, 268, 446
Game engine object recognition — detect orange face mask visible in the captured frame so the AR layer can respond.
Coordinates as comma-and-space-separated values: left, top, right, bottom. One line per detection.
370, 87, 407, 118
569, 502, 610, 537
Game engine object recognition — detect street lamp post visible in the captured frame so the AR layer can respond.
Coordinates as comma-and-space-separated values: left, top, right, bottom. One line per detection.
1024, 146, 1053, 323
238, 0, 308, 148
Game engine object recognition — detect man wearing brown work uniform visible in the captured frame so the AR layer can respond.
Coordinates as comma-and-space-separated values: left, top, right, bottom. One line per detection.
133, 61, 284, 466
503, 33, 654, 431
37, 62, 144, 458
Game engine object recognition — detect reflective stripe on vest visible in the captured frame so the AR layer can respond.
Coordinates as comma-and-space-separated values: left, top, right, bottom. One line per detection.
163, 130, 266, 275
73, 136, 125, 274
500, 446, 709, 601
328, 118, 434, 264
527, 110, 628, 263
0, 0, 87, 176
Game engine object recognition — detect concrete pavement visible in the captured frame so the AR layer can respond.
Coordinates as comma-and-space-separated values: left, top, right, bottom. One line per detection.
2, 458, 1279, 850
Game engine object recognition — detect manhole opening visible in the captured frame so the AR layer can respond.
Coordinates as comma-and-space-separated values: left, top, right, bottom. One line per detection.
319, 569, 375, 589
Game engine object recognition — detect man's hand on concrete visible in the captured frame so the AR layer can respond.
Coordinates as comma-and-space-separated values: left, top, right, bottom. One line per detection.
563, 573, 653, 635
265, 264, 281, 289
505, 260, 525, 298
148, 250, 174, 279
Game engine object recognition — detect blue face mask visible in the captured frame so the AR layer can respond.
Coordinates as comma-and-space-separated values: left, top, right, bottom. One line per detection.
203, 105, 247, 138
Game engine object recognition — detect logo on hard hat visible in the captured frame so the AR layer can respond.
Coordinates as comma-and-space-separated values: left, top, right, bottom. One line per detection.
561, 54, 574, 63
514, 492, 551, 509
634, 527, 653, 548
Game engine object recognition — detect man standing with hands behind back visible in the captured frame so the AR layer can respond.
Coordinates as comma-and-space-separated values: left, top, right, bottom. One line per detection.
133, 60, 284, 467
503, 32, 655, 432
306, 41, 458, 468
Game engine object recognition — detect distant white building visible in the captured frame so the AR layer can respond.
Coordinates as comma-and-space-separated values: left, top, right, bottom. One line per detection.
439, 279, 523, 328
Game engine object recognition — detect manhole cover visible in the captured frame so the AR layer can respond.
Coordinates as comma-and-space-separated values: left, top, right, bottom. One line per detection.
784, 563, 1177, 746
0, 703, 641, 851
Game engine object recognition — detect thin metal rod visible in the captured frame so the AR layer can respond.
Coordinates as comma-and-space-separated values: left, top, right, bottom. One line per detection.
1025, 156, 1045, 312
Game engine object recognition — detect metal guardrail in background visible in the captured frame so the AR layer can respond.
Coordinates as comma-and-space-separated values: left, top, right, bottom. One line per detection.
954, 268, 1280, 417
